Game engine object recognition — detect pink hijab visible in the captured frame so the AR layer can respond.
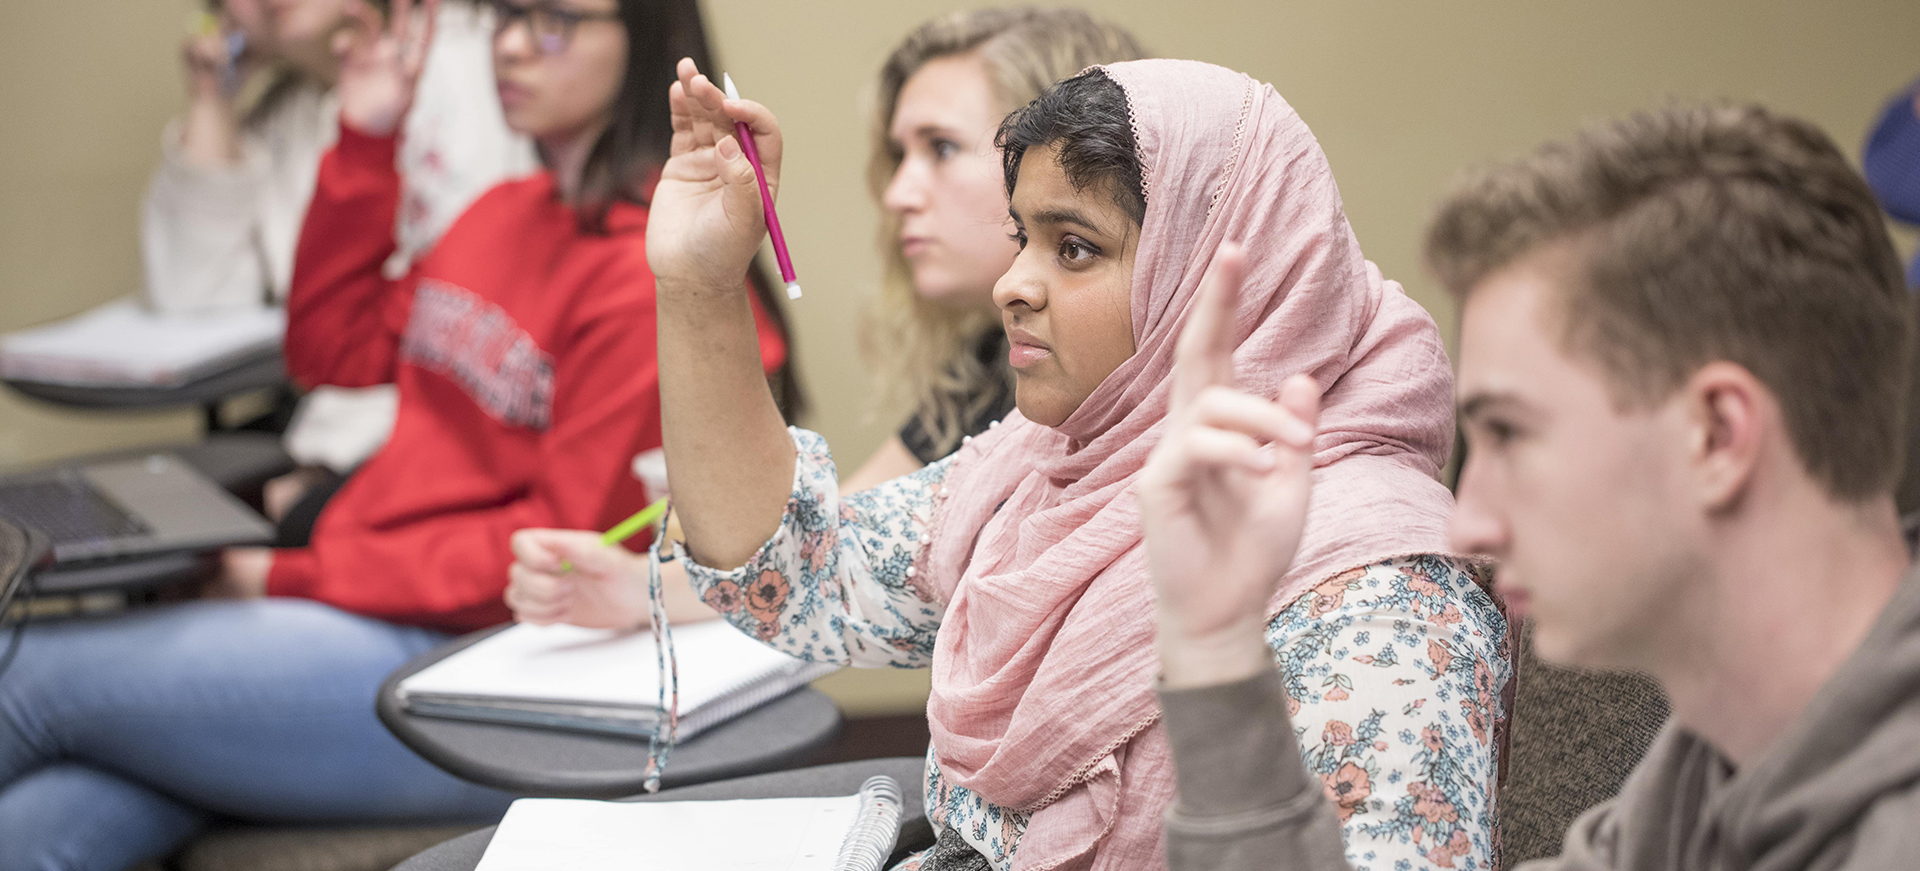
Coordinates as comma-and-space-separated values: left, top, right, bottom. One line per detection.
919, 59, 1459, 869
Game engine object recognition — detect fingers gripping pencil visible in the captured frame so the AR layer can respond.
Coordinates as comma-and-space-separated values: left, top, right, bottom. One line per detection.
556, 497, 669, 573
723, 74, 802, 300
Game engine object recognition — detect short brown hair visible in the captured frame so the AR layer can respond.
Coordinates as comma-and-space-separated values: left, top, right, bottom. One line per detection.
1427, 103, 1914, 500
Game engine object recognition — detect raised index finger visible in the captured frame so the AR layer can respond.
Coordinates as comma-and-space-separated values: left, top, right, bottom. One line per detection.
686, 72, 744, 144
675, 58, 719, 149
1172, 241, 1246, 409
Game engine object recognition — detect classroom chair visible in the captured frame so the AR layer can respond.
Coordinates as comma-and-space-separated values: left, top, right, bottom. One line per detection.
1497, 621, 1671, 868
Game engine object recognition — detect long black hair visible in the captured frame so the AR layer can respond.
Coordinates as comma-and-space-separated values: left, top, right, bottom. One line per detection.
577, 0, 806, 420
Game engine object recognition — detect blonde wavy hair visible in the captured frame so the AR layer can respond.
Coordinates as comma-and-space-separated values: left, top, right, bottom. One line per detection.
864, 8, 1146, 455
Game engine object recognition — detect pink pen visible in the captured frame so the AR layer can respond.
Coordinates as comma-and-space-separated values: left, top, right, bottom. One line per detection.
722, 74, 801, 300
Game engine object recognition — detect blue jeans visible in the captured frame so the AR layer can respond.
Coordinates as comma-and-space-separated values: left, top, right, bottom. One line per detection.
0, 598, 515, 871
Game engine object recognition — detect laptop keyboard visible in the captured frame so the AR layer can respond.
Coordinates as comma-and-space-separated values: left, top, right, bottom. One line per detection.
0, 475, 150, 545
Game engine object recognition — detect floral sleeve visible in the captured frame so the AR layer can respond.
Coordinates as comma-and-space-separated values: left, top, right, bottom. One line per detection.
673, 427, 950, 668
1268, 555, 1510, 871
907, 555, 1510, 871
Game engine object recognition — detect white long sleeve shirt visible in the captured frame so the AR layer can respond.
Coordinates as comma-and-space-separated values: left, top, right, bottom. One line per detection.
139, 2, 537, 471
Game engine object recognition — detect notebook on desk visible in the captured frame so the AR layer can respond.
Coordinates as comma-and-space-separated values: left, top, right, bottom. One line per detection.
0, 298, 284, 387
398, 621, 839, 741
476, 776, 903, 871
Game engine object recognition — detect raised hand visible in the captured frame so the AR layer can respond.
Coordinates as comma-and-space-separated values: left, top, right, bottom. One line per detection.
177, 27, 251, 169
182, 29, 241, 102
1137, 242, 1322, 688
646, 57, 783, 295
334, 0, 438, 136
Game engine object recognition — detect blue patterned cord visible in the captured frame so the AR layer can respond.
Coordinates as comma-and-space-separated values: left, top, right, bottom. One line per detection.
642, 503, 680, 793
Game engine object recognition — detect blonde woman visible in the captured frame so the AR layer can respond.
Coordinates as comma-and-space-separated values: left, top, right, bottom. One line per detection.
505, 7, 1146, 628
841, 7, 1148, 489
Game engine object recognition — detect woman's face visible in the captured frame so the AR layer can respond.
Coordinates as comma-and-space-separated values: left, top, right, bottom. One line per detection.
995, 142, 1139, 427
493, 0, 628, 144
883, 52, 1018, 310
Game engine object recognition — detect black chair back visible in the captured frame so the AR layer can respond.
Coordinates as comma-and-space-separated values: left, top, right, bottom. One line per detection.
1498, 621, 1671, 869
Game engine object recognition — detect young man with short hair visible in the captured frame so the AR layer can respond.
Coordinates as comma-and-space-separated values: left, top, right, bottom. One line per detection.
1137, 102, 1920, 869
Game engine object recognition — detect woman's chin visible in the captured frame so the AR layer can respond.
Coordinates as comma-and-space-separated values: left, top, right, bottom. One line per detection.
500, 113, 566, 144
497, 105, 536, 136
1011, 387, 1072, 429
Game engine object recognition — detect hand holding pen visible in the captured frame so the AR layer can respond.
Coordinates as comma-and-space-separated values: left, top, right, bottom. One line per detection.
724, 74, 802, 299
177, 14, 253, 170
506, 500, 669, 630
182, 13, 250, 102
649, 58, 802, 301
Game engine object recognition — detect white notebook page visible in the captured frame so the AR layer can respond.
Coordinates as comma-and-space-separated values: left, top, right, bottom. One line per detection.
0, 298, 284, 386
398, 621, 816, 710
474, 795, 860, 871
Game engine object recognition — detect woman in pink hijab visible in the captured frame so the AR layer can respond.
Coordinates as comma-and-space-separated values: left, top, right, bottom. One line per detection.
644, 57, 1509, 870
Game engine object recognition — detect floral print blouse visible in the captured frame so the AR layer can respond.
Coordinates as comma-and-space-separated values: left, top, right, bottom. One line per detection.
675, 428, 1510, 871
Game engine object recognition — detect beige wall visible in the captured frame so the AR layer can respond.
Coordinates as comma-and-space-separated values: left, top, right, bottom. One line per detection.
7, 0, 1916, 470
2, 1, 1917, 712
0, 2, 204, 466
706, 0, 1920, 463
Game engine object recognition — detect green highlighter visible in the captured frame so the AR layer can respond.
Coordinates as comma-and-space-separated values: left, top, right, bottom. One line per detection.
559, 497, 669, 572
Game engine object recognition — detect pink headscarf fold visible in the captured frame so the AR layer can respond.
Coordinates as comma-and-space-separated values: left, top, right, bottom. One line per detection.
918, 60, 1459, 869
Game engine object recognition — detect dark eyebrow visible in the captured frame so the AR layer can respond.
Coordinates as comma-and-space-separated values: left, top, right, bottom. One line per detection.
1027, 207, 1109, 237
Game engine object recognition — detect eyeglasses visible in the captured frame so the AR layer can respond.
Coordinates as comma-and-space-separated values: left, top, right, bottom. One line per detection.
486, 0, 620, 56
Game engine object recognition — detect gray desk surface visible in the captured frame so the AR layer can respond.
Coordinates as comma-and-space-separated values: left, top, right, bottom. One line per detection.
378, 626, 843, 799
390, 757, 933, 871
4, 349, 286, 411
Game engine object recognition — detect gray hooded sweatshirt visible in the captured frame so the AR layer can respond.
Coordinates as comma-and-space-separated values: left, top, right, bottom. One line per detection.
1159, 566, 1920, 870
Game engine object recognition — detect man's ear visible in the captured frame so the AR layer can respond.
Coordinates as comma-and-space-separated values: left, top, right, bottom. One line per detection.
1685, 361, 1769, 511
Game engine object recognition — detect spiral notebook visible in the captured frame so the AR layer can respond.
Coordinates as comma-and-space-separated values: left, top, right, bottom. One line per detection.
474, 776, 904, 871
398, 621, 838, 740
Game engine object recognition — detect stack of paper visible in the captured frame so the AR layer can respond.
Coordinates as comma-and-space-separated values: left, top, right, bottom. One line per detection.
399, 621, 839, 740
0, 298, 284, 387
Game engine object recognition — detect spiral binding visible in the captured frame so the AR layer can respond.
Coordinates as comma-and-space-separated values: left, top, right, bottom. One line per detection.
832, 775, 903, 871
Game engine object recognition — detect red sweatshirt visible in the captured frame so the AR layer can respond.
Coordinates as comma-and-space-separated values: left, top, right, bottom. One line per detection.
273, 124, 787, 632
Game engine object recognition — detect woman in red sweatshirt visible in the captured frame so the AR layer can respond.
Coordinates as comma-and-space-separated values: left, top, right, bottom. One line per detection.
238, 0, 792, 625
0, 1, 789, 868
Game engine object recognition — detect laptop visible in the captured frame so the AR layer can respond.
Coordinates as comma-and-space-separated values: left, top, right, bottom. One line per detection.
0, 454, 273, 563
